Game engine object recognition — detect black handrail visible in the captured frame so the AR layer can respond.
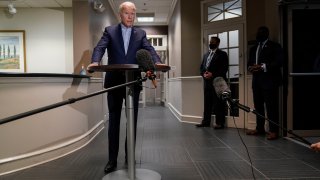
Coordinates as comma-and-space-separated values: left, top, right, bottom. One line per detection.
0, 77, 147, 125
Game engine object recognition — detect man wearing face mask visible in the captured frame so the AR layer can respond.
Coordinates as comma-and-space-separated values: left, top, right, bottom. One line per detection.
246, 26, 284, 140
196, 36, 229, 129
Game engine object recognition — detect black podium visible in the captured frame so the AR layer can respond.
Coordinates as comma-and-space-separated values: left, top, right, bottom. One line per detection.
88, 64, 170, 180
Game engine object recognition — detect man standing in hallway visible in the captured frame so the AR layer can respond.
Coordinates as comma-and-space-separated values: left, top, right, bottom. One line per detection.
246, 26, 283, 140
196, 36, 229, 129
88, 1, 161, 174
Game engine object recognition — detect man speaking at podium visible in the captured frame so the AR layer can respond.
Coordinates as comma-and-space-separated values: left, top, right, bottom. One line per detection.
87, 1, 161, 174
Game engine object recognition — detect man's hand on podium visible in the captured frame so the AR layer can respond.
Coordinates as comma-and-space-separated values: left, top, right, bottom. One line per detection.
87, 63, 99, 73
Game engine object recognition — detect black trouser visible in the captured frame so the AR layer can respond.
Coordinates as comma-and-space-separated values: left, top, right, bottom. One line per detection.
252, 86, 280, 133
107, 85, 140, 162
202, 79, 226, 126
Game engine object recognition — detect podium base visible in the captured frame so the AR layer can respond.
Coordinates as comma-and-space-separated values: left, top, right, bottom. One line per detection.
102, 168, 161, 180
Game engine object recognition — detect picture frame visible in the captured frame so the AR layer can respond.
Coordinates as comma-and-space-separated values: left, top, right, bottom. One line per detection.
0, 30, 26, 72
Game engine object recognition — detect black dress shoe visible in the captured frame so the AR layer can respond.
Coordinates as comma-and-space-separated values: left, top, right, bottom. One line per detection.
195, 123, 210, 127
104, 161, 117, 174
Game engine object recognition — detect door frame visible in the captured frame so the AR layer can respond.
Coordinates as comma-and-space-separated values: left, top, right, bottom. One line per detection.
286, 4, 320, 137
203, 24, 246, 129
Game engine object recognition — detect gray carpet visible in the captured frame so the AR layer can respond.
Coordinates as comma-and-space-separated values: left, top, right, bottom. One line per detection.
2, 106, 320, 180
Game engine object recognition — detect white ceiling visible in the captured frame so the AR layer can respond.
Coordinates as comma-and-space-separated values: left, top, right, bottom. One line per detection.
0, 0, 72, 8
0, 0, 176, 25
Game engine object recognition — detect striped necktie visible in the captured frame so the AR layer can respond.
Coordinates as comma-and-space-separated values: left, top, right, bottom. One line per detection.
206, 50, 214, 68
256, 42, 262, 64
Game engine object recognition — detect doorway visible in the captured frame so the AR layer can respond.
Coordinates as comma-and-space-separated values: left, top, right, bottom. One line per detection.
203, 25, 245, 128
287, 5, 320, 137
202, 0, 246, 128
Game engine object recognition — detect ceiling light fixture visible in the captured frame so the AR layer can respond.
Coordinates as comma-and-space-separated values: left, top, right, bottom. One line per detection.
8, 2, 17, 15
93, 0, 105, 13
136, 13, 154, 22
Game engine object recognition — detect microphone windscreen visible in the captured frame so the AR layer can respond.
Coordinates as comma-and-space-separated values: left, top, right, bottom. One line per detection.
213, 77, 231, 97
136, 49, 155, 72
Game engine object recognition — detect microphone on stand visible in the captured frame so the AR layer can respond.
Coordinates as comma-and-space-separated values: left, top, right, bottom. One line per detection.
213, 77, 252, 112
136, 49, 157, 88
212, 76, 243, 112
212, 76, 312, 146
212, 77, 235, 102
213, 76, 231, 100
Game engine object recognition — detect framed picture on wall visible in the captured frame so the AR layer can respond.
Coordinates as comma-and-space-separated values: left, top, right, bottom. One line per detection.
0, 30, 26, 72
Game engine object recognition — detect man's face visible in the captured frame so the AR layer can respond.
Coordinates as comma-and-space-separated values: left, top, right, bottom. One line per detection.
120, 5, 135, 27
209, 38, 219, 50
256, 27, 269, 42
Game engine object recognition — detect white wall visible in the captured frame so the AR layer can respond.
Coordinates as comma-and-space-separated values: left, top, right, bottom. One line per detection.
0, 8, 73, 73
0, 76, 104, 174
168, 76, 203, 124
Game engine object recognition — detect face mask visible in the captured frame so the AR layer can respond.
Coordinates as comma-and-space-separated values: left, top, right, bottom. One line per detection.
256, 34, 268, 42
256, 28, 269, 42
209, 44, 217, 50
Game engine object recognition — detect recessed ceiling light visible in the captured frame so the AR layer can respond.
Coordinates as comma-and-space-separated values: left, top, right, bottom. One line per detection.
136, 13, 154, 22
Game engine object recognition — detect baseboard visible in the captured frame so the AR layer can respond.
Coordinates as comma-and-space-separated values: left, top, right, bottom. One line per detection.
167, 103, 202, 124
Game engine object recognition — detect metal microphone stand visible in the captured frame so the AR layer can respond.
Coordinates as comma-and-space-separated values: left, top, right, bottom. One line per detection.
223, 96, 312, 146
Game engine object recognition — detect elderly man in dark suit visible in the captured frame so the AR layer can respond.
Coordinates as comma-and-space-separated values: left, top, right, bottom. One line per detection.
196, 36, 229, 129
246, 26, 283, 140
88, 1, 161, 174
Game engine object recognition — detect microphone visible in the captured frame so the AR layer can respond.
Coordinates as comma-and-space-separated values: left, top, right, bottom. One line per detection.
212, 77, 312, 146
213, 76, 231, 100
136, 49, 157, 88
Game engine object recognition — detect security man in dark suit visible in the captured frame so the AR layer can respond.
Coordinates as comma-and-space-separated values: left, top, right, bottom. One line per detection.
246, 26, 283, 140
196, 36, 229, 129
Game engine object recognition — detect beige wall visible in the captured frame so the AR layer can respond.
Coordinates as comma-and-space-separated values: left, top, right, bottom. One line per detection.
73, 1, 91, 75
167, 0, 203, 123
0, 77, 104, 174
246, 0, 281, 42
0, 8, 73, 73
73, 0, 118, 78
168, 0, 202, 78
181, 0, 202, 77
168, 0, 182, 78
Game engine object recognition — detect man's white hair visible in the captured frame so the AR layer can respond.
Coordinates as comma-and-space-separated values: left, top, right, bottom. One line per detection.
118, 1, 136, 13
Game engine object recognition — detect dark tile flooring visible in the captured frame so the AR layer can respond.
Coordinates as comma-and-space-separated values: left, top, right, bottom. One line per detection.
2, 106, 320, 180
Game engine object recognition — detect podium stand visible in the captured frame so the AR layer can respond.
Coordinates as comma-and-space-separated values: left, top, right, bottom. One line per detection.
88, 64, 170, 180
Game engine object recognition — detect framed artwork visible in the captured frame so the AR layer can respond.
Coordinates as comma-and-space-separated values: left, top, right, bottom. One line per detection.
0, 30, 26, 72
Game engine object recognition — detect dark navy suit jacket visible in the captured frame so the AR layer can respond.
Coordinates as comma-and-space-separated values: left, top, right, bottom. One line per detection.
247, 40, 283, 89
200, 49, 229, 81
91, 23, 161, 88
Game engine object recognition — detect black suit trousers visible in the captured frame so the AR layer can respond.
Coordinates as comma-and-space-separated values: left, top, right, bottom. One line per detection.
252, 85, 280, 133
202, 79, 226, 126
107, 85, 140, 162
